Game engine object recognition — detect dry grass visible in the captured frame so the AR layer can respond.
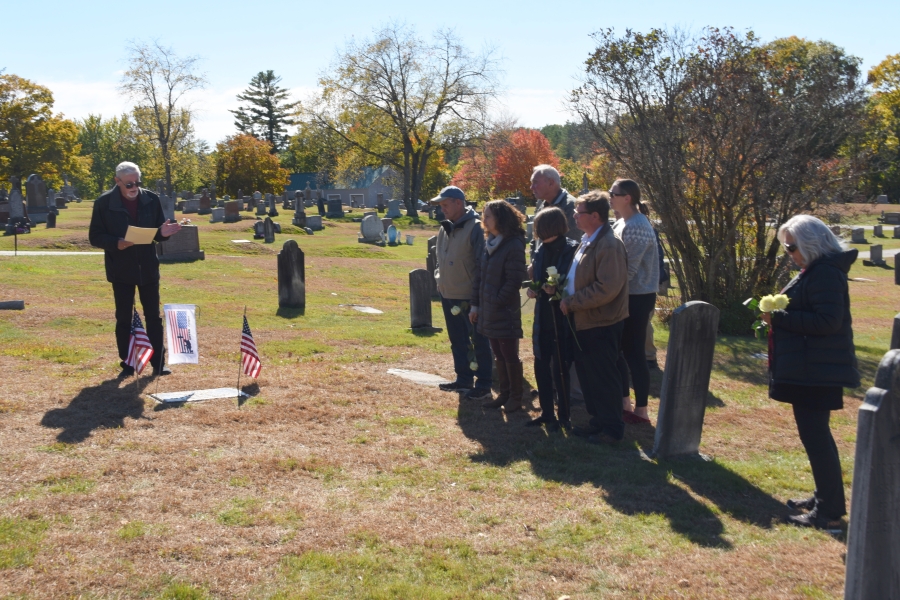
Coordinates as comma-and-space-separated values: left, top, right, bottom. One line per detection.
0, 204, 896, 598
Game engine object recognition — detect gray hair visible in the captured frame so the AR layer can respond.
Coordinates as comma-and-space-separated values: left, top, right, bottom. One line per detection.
115, 161, 142, 179
531, 164, 561, 187
777, 215, 846, 264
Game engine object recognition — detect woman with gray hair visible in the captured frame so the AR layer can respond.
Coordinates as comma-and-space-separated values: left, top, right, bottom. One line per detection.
761, 214, 860, 529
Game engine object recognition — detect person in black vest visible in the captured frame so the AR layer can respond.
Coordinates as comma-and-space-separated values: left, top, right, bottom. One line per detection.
762, 215, 860, 529
89, 162, 181, 378
525, 207, 578, 429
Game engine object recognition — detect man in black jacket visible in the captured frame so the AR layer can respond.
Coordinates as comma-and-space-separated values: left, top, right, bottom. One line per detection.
89, 162, 181, 378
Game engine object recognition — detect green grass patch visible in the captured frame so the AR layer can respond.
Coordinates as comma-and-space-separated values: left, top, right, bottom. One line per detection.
117, 521, 148, 540
321, 245, 401, 259
0, 517, 48, 569
42, 474, 95, 494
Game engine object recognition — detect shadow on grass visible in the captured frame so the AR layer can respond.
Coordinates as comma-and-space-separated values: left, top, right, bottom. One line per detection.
40, 376, 151, 443
458, 396, 785, 550
276, 306, 306, 318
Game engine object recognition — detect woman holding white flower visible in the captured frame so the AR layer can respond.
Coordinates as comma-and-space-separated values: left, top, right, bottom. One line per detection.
762, 214, 860, 529
469, 200, 527, 411
526, 207, 579, 429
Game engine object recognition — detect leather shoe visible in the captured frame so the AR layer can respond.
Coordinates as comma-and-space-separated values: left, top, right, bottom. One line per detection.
117, 366, 135, 379
571, 425, 602, 437
154, 366, 172, 376
466, 387, 493, 402
587, 432, 622, 446
439, 380, 472, 392
785, 509, 842, 530
787, 496, 816, 511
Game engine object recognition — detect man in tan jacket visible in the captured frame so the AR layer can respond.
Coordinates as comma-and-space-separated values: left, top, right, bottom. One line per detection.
559, 191, 629, 444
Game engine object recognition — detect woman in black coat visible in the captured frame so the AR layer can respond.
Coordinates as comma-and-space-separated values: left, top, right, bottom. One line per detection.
525, 207, 578, 430
762, 215, 860, 529
469, 200, 527, 412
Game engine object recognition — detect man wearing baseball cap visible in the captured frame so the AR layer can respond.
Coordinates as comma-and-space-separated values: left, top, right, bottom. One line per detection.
432, 186, 493, 399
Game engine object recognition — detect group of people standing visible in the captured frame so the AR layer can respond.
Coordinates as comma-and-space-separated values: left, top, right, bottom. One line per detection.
434, 165, 660, 445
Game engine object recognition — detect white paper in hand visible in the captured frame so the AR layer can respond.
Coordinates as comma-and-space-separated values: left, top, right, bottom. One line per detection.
124, 226, 157, 244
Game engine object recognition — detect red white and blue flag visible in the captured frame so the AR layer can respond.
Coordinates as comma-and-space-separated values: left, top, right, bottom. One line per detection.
163, 304, 198, 364
241, 316, 261, 378
125, 309, 154, 375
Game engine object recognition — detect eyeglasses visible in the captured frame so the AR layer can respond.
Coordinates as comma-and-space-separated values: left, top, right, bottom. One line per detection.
783, 243, 797, 253
609, 191, 628, 197
122, 181, 142, 189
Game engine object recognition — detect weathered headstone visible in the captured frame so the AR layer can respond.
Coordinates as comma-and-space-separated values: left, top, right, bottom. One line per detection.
263, 217, 275, 243
306, 215, 323, 231
46, 212, 56, 228
651, 301, 721, 459
157, 225, 205, 262
409, 269, 434, 330
278, 240, 306, 309
224, 200, 241, 223
317, 195, 326, 216
210, 207, 224, 223
198, 189, 211, 215
892, 314, 900, 351
267, 194, 279, 217
183, 198, 200, 214
864, 245, 886, 267
256, 200, 267, 216
326, 198, 344, 218
381, 217, 393, 233
376, 192, 386, 213
386, 199, 403, 218
874, 225, 883, 237
844, 349, 900, 600
292, 201, 307, 228
359, 214, 383, 243
387, 224, 399, 245
894, 226, 900, 240
24, 174, 48, 224
884, 213, 900, 225
852, 228, 866, 244
7, 177, 25, 221
160, 193, 175, 222
876, 194, 889, 203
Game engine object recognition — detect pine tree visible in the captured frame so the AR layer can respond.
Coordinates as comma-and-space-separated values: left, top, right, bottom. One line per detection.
230, 71, 299, 152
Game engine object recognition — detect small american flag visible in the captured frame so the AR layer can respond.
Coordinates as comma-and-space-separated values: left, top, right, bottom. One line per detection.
241, 316, 261, 378
168, 309, 193, 355
126, 309, 154, 375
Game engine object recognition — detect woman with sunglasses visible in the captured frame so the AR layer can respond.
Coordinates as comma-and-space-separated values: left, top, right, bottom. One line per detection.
762, 215, 860, 529
608, 179, 659, 424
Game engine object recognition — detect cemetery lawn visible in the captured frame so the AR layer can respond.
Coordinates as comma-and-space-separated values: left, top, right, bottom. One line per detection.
0, 204, 897, 599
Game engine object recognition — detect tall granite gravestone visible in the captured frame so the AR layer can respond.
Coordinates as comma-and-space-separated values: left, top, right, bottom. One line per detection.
267, 194, 279, 217
160, 192, 175, 222
852, 228, 866, 243
376, 192, 386, 213
278, 240, 306, 309
224, 200, 241, 223
386, 199, 403, 218
891, 314, 900, 351
844, 349, 900, 600
359, 214, 383, 244
252, 191, 262, 209
317, 195, 326, 216
874, 225, 883, 237
409, 269, 435, 330
326, 198, 344, 218
156, 226, 205, 262
263, 217, 275, 243
25, 174, 49, 224
864, 245, 886, 267
293, 200, 307, 227
198, 188, 211, 215
7, 177, 25, 222
651, 301, 720, 459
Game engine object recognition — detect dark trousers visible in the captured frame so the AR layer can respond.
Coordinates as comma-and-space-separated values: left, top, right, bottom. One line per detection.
617, 293, 657, 407
113, 282, 164, 370
793, 404, 846, 518
489, 338, 520, 363
440, 297, 492, 389
573, 319, 625, 439
534, 335, 570, 423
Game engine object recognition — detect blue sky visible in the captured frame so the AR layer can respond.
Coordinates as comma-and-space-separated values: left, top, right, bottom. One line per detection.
3, 0, 897, 145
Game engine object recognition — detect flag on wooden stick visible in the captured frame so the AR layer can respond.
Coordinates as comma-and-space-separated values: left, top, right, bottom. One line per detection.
126, 309, 154, 375
241, 316, 261, 378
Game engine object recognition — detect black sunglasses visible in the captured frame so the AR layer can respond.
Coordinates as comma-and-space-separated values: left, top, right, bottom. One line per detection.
783, 243, 797, 253
609, 191, 628, 197
122, 181, 142, 189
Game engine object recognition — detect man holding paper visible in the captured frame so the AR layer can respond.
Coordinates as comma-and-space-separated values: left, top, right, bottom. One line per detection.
89, 162, 181, 377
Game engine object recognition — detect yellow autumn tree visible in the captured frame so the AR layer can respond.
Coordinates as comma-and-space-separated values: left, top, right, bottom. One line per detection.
215, 134, 289, 196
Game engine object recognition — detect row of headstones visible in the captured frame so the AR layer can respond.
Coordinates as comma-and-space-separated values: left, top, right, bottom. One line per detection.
849, 226, 900, 243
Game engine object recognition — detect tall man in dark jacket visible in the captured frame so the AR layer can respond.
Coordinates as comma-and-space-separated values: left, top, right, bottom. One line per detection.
89, 162, 181, 377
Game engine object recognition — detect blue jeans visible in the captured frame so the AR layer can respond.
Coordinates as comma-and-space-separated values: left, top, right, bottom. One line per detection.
441, 297, 493, 389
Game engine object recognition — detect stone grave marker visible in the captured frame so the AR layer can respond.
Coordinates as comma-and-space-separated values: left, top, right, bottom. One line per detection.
160, 193, 175, 222
256, 199, 267, 215
25, 174, 48, 224
306, 215, 323, 231
198, 188, 211, 215
864, 244, 886, 267
876, 194, 889, 203
267, 194, 279, 217
381, 217, 393, 232
386, 199, 403, 218
253, 220, 265, 239
293, 201, 307, 227
326, 197, 344, 218
183, 198, 200, 214
157, 226, 205, 262
7, 177, 24, 221
278, 240, 305, 309
894, 226, 900, 239
884, 213, 900, 225
651, 301, 720, 459
844, 349, 900, 600
830, 225, 842, 235
224, 200, 241, 223
210, 207, 224, 223
892, 313, 900, 350
359, 214, 383, 244
874, 225, 883, 237
387, 224, 399, 245
363, 211, 376, 219
852, 228, 866, 244
409, 269, 435, 330
46, 212, 56, 228
263, 217, 275, 243
376, 192, 386, 213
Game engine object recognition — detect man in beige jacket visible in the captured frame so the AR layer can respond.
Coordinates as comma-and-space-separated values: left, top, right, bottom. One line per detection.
559, 191, 629, 444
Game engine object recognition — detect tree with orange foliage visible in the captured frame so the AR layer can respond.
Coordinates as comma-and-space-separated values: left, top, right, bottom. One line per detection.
215, 134, 289, 196
493, 129, 559, 198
